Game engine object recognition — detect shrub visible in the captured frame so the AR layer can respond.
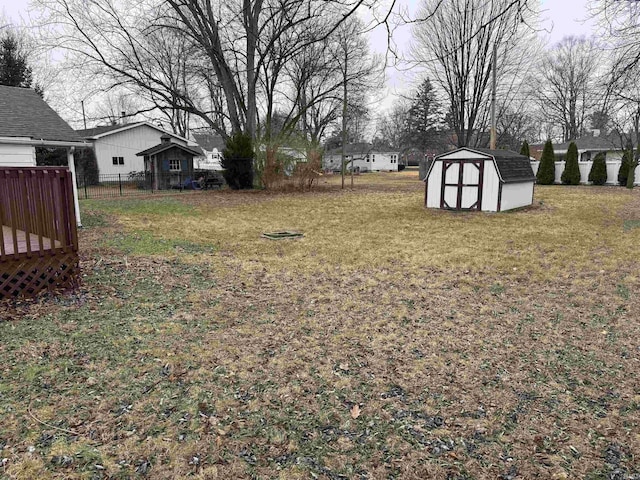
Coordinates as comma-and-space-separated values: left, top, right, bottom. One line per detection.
519, 140, 530, 158
222, 132, 254, 189
618, 140, 633, 186
536, 139, 555, 185
588, 152, 607, 185
561, 141, 581, 185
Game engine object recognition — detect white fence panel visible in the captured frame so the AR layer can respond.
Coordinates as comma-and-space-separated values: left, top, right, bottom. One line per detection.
530, 159, 638, 185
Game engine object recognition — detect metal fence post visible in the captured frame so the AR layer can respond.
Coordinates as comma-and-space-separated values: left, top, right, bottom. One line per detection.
84, 172, 88, 199
119, 173, 122, 196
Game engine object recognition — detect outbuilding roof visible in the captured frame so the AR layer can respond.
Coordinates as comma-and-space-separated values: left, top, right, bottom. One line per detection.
0, 85, 83, 143
136, 142, 202, 157
426, 147, 536, 184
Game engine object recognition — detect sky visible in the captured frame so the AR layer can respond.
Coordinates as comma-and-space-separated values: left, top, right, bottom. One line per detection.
0, 0, 598, 124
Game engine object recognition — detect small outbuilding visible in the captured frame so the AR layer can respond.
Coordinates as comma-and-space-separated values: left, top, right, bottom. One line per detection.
423, 147, 535, 212
137, 135, 202, 190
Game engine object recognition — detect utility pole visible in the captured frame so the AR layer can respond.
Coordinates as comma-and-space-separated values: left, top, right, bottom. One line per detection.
81, 100, 87, 130
490, 43, 497, 150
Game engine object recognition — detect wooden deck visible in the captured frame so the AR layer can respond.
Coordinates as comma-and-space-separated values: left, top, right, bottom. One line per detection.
1, 167, 79, 298
2, 225, 61, 256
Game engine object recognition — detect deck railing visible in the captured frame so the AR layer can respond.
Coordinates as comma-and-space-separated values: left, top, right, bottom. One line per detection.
0, 167, 78, 261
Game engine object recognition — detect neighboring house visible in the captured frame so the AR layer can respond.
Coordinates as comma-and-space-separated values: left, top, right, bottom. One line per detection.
0, 85, 88, 225
323, 143, 400, 172
423, 147, 536, 212
529, 133, 640, 185
530, 133, 626, 162
76, 122, 193, 176
193, 132, 225, 170
136, 135, 202, 190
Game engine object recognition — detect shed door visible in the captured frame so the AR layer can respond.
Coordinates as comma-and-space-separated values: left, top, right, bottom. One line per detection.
440, 160, 484, 210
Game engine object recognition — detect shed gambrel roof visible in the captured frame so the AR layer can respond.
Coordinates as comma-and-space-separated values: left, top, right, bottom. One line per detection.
425, 147, 536, 184
136, 142, 202, 157
0, 85, 83, 143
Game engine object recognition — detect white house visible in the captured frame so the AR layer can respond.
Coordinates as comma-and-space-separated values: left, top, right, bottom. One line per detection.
0, 85, 88, 225
323, 143, 400, 172
193, 132, 225, 170
423, 147, 536, 212
76, 122, 193, 176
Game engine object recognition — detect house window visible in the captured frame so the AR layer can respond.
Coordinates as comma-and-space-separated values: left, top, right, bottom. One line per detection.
169, 159, 181, 171
372, 155, 375, 162
112, 156, 124, 165
366, 154, 370, 162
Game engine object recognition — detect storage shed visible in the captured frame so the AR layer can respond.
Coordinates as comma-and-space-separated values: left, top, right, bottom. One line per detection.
423, 147, 535, 212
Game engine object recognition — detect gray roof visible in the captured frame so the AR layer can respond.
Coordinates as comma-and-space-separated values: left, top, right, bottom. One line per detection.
0, 85, 82, 143
136, 142, 202, 157
193, 133, 225, 152
76, 123, 138, 138
432, 147, 535, 184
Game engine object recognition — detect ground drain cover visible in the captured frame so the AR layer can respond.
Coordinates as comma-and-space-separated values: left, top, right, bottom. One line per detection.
261, 231, 304, 240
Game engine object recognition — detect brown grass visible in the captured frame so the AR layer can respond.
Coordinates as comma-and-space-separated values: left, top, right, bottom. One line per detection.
1, 172, 640, 479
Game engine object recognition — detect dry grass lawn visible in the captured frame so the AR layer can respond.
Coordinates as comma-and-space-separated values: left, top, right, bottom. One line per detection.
1, 171, 640, 479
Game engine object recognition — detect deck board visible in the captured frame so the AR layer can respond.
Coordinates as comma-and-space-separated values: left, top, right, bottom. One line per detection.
2, 225, 61, 256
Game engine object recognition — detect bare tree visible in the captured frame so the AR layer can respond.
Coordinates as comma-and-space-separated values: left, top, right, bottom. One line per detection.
536, 36, 603, 142
411, 0, 541, 148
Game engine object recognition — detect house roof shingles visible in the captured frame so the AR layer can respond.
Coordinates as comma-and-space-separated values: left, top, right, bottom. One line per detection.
433, 147, 535, 184
75, 123, 138, 138
136, 142, 202, 157
193, 133, 225, 152
0, 85, 82, 143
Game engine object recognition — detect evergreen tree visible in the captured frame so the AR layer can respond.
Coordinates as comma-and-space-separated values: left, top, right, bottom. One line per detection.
561, 141, 581, 185
618, 139, 633, 186
588, 152, 607, 185
0, 32, 36, 90
536, 139, 556, 185
404, 78, 443, 150
519, 140, 530, 158
222, 133, 254, 189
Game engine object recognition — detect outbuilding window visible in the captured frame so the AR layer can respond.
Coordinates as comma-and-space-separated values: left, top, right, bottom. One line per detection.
169, 159, 181, 171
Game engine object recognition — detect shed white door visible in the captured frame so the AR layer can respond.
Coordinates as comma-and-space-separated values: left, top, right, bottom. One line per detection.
440, 160, 483, 210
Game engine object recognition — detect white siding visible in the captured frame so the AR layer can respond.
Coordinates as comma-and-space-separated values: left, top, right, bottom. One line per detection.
0, 143, 36, 166
322, 151, 399, 172
501, 182, 534, 211
426, 161, 443, 208
481, 160, 500, 211
93, 125, 188, 176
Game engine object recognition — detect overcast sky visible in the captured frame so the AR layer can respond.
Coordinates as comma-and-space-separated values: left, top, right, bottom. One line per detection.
0, 0, 598, 123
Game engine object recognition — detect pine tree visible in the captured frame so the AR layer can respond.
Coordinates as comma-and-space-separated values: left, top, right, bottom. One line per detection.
222, 133, 254, 189
404, 78, 443, 151
561, 141, 581, 185
618, 139, 633, 186
0, 32, 34, 89
536, 139, 556, 185
519, 140, 530, 158
589, 152, 607, 185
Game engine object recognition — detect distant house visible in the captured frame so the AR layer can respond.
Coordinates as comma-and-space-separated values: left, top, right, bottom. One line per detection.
530, 133, 626, 162
423, 147, 536, 212
136, 135, 202, 190
193, 132, 225, 170
529, 133, 640, 185
0, 85, 88, 225
323, 143, 400, 172
76, 122, 193, 176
